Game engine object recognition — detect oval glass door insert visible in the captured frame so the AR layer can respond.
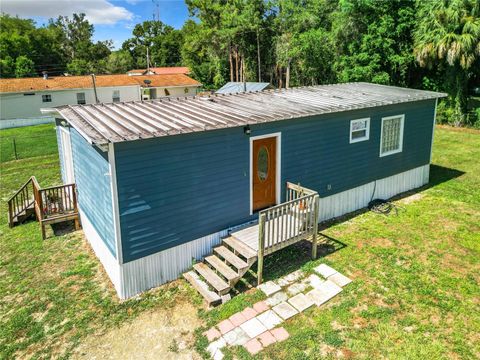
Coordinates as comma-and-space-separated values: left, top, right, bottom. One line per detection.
257, 146, 269, 181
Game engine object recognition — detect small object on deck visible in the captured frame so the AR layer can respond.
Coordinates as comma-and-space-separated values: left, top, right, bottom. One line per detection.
258, 281, 281, 296
313, 263, 338, 278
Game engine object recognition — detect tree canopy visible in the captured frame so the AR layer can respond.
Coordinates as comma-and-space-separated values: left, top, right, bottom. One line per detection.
1, 0, 479, 125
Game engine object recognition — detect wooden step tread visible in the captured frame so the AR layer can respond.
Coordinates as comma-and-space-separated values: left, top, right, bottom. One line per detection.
183, 271, 221, 306
214, 246, 249, 271
223, 236, 257, 260
205, 255, 239, 282
193, 263, 230, 294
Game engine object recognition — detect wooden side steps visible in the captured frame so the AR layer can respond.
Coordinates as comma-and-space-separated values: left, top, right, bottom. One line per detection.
184, 235, 258, 306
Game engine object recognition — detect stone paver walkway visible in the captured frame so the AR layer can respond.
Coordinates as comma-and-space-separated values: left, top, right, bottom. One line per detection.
203, 264, 352, 359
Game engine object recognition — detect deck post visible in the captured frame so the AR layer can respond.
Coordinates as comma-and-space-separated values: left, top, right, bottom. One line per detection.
311, 194, 320, 259
257, 213, 266, 285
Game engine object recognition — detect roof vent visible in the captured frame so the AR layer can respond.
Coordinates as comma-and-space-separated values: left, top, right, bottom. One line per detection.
199, 96, 214, 101
42, 71, 48, 80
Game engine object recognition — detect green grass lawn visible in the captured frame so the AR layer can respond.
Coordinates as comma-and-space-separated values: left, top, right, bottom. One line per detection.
0, 124, 479, 359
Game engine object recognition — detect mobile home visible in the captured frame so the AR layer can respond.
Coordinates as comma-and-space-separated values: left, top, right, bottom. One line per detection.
51, 82, 446, 301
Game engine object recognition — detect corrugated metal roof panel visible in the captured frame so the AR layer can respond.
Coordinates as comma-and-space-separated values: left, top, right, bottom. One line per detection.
55, 82, 447, 145
216, 82, 272, 94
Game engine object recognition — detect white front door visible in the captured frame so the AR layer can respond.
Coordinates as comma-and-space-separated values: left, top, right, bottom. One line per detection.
60, 127, 75, 183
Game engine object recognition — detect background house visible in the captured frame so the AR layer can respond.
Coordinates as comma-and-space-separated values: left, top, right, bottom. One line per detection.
52, 82, 445, 299
0, 73, 201, 129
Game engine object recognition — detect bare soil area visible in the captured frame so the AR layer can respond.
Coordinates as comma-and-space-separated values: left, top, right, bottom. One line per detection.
72, 302, 202, 360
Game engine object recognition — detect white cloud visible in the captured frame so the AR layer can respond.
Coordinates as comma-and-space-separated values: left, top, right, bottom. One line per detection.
1, 0, 133, 25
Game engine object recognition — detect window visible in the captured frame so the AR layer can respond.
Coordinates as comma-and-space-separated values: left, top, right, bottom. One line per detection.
76, 92, 86, 105
257, 146, 269, 181
164, 88, 170, 96
42, 94, 52, 102
380, 115, 404, 156
112, 90, 120, 102
350, 118, 370, 143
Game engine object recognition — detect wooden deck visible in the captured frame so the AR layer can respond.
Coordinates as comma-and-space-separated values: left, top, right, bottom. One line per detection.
230, 213, 304, 252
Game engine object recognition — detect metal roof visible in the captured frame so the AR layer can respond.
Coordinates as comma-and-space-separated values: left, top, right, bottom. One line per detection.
216, 82, 272, 94
54, 82, 447, 145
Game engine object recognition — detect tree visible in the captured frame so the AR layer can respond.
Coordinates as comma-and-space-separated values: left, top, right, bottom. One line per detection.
415, 0, 480, 125
15, 56, 35, 77
66, 59, 92, 75
105, 50, 134, 74
0, 56, 15, 78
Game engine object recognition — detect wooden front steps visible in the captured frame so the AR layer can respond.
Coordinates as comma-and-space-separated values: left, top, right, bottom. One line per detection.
184, 235, 258, 306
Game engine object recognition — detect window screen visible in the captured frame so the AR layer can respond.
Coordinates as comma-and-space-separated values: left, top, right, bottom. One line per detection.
112, 90, 120, 102
350, 118, 370, 143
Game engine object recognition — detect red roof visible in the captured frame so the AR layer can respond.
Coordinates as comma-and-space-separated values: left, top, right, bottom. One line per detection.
0, 74, 201, 93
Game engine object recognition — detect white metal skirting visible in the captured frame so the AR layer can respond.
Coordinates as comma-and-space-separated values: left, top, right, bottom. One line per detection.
318, 164, 429, 221
118, 229, 229, 299
78, 208, 122, 295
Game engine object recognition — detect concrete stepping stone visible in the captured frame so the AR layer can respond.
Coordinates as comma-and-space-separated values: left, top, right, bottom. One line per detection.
207, 337, 226, 358
257, 331, 277, 347
303, 274, 325, 289
256, 309, 283, 330
271, 327, 290, 342
288, 293, 314, 312
213, 350, 224, 360
240, 307, 258, 321
253, 300, 270, 313
266, 291, 287, 306
217, 319, 235, 334
328, 272, 352, 287
272, 301, 299, 320
276, 270, 304, 286
229, 312, 248, 326
203, 327, 221, 342
222, 326, 250, 346
286, 282, 306, 296
314, 264, 338, 278
240, 317, 268, 338
258, 281, 281, 296
244, 338, 263, 355
306, 279, 342, 306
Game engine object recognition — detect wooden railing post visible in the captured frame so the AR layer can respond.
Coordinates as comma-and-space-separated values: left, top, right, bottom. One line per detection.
257, 212, 266, 285
311, 194, 320, 260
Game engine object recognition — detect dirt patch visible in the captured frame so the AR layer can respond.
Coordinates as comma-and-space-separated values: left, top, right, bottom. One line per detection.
72, 302, 202, 360
399, 193, 424, 205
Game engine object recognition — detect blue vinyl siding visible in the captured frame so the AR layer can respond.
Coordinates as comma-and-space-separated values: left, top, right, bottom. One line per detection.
70, 128, 116, 257
115, 99, 435, 262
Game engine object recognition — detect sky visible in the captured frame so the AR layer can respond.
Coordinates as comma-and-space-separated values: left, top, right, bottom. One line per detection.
1, 0, 191, 49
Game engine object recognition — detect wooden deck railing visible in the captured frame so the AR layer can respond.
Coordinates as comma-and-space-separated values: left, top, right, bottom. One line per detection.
257, 183, 319, 284
8, 176, 79, 238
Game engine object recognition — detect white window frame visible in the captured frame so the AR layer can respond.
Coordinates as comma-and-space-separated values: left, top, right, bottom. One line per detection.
379, 114, 405, 157
349, 117, 370, 143
112, 90, 120, 102
42, 94, 52, 103
249, 132, 282, 215
76, 92, 86, 105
